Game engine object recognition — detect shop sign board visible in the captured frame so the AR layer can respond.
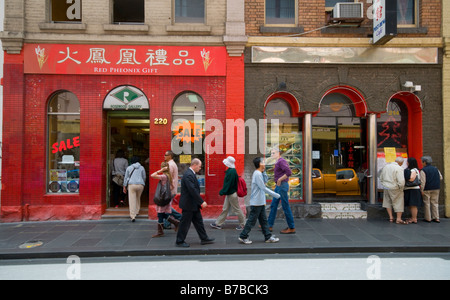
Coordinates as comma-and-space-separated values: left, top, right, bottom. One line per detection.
103, 86, 149, 110
25, 44, 227, 76
372, 0, 397, 45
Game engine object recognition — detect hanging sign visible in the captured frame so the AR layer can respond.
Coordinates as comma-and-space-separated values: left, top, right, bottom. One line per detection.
373, 0, 397, 45
24, 44, 227, 76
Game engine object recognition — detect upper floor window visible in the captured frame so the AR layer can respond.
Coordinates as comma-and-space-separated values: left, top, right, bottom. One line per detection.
113, 0, 145, 24
397, 0, 417, 27
265, 0, 296, 25
175, 0, 205, 23
51, 0, 82, 23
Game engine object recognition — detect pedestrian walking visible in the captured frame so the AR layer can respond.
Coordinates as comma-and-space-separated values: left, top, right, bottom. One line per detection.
404, 157, 422, 224
163, 150, 182, 229
267, 147, 296, 234
176, 158, 215, 247
239, 157, 280, 244
379, 156, 406, 224
420, 156, 443, 223
210, 156, 246, 230
123, 156, 146, 222
150, 161, 180, 237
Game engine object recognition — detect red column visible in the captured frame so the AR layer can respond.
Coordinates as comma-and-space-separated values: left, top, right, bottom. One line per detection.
1, 52, 25, 222
225, 54, 245, 175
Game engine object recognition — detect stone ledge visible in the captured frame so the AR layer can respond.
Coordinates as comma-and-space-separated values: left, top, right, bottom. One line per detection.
270, 203, 322, 219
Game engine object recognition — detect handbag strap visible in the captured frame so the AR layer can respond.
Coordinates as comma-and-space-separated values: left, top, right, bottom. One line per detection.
125, 167, 137, 186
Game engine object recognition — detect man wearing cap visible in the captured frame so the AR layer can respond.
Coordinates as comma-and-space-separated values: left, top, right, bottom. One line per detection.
210, 156, 246, 230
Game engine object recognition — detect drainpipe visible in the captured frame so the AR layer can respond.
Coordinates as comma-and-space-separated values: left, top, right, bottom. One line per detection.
303, 113, 313, 204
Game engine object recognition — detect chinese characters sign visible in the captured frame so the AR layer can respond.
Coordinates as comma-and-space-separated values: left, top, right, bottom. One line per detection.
24, 44, 227, 76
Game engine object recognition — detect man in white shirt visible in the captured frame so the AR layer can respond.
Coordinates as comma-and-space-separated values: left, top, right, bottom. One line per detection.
379, 156, 406, 224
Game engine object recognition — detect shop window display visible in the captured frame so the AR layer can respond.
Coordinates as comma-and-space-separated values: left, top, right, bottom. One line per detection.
264, 99, 303, 200
47, 91, 80, 193
172, 92, 206, 193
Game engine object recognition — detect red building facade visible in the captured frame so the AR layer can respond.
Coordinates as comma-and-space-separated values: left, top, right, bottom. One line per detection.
1, 44, 245, 222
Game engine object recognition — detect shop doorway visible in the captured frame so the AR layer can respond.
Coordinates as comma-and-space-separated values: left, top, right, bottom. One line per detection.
105, 111, 150, 217
312, 93, 367, 201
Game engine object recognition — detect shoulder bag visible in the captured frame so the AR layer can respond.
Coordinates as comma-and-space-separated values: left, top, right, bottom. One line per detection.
405, 168, 421, 187
153, 178, 173, 206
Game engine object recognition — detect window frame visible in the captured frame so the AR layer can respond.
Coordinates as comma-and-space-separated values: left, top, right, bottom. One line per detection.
397, 0, 419, 28
46, 91, 81, 194
50, 0, 82, 23
173, 0, 206, 24
264, 0, 298, 27
112, 0, 145, 25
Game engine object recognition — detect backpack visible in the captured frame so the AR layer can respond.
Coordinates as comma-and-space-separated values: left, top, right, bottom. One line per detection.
237, 176, 247, 197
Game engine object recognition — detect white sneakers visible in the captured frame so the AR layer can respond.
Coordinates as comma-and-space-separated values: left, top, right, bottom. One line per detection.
238, 235, 279, 245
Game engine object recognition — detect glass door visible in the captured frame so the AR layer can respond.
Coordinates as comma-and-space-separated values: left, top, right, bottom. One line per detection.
312, 117, 367, 200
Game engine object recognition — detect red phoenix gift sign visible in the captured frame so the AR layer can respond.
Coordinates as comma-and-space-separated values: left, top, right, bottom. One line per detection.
24, 43, 227, 76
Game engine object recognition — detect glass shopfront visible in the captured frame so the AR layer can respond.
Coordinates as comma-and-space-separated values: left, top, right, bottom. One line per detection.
312, 93, 368, 200
265, 98, 303, 201
172, 92, 206, 194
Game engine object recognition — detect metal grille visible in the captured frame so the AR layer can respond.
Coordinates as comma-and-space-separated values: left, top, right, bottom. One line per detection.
334, 3, 363, 18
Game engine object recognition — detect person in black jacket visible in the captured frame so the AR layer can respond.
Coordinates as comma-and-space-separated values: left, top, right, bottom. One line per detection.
175, 158, 215, 247
420, 156, 443, 223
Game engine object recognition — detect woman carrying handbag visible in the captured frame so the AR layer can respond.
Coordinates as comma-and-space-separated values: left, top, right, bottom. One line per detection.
404, 157, 423, 224
151, 161, 179, 237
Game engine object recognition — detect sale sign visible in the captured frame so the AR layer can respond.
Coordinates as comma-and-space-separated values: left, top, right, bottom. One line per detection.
24, 44, 227, 76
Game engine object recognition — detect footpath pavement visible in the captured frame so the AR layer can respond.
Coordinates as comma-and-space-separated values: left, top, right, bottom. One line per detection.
0, 218, 449, 259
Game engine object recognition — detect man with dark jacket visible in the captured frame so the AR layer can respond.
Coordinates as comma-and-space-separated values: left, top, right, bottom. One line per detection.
176, 158, 215, 247
420, 156, 443, 223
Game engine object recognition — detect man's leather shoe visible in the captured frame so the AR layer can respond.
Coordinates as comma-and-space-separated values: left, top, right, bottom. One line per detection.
280, 227, 296, 234
176, 242, 190, 247
200, 238, 215, 245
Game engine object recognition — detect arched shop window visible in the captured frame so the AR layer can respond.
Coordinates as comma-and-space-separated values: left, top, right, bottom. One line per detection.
264, 98, 303, 200
172, 92, 206, 193
377, 99, 408, 149
47, 91, 80, 193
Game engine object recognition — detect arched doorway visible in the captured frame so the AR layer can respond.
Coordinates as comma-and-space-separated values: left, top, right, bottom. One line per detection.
312, 87, 368, 201
103, 86, 150, 215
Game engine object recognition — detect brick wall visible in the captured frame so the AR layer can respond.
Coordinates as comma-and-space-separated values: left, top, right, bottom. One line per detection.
246, 0, 441, 38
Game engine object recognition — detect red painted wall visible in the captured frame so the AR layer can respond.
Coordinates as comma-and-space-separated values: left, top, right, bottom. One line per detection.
1, 48, 245, 222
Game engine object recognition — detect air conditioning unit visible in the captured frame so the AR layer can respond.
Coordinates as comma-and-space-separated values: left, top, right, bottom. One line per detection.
333, 2, 364, 18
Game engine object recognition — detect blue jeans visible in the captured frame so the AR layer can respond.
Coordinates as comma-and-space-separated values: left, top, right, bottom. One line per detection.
268, 181, 295, 229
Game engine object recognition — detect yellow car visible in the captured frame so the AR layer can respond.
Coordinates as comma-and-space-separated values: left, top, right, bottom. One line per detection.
312, 168, 361, 196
